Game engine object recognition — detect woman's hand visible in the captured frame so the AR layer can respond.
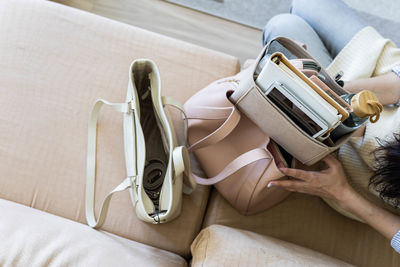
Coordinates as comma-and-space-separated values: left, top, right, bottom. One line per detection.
268, 155, 353, 205
269, 155, 400, 242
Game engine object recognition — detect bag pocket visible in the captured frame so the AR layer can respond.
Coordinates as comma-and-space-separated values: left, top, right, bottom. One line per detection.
236, 85, 331, 165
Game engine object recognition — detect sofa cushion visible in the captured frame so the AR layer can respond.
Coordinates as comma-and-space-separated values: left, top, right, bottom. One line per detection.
203, 191, 400, 267
0, 0, 239, 258
191, 224, 353, 266
0, 199, 187, 267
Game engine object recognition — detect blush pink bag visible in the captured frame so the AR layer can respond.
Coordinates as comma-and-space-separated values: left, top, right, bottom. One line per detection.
184, 68, 291, 215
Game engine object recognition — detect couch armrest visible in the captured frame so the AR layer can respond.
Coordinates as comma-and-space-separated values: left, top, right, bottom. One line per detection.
0, 199, 187, 267
191, 225, 353, 266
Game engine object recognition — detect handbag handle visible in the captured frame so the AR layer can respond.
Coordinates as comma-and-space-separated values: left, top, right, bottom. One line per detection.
187, 106, 241, 152
86, 99, 136, 229
175, 145, 273, 186
162, 97, 259, 190
174, 103, 241, 152
161, 97, 241, 151
168, 102, 273, 186
161, 96, 197, 193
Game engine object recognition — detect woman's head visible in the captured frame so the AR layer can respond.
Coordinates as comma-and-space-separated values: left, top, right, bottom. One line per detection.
370, 133, 400, 208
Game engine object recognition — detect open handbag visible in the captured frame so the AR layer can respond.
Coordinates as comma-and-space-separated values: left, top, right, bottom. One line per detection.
230, 37, 382, 165
85, 59, 197, 227
183, 36, 382, 215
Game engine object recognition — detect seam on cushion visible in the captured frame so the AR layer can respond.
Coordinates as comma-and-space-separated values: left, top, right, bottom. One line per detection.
202, 188, 223, 229
191, 228, 210, 266
199, 187, 214, 230
202, 229, 210, 267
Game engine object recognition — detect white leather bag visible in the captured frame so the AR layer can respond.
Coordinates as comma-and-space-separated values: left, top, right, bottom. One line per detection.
85, 59, 196, 227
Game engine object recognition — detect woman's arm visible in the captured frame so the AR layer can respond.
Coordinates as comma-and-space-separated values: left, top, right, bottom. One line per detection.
344, 72, 400, 106
340, 185, 400, 240
268, 155, 400, 241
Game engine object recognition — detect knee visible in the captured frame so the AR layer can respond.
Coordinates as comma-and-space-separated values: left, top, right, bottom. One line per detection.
262, 14, 305, 46
291, 0, 334, 17
290, 0, 316, 14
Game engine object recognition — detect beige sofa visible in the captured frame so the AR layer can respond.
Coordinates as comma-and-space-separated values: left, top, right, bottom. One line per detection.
0, 0, 399, 266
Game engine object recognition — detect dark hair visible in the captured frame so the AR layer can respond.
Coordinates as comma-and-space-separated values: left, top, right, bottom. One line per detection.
370, 133, 400, 208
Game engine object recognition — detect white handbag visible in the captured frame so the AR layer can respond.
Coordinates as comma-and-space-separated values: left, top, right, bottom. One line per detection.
85, 59, 196, 227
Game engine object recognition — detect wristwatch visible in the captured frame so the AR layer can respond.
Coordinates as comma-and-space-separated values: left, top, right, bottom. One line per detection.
392, 65, 400, 106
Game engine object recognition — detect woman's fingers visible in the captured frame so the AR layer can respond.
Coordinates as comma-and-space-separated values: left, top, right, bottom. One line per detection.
322, 154, 340, 168
280, 167, 314, 181
267, 179, 304, 191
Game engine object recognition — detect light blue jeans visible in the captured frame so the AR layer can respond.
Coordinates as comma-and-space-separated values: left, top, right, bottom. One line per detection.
262, 0, 367, 68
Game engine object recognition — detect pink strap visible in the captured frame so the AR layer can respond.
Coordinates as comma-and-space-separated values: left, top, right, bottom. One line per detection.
185, 105, 271, 186
192, 148, 272, 185
186, 106, 234, 120
187, 106, 240, 152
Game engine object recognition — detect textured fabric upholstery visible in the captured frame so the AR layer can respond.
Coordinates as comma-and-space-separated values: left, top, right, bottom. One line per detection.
0, 199, 187, 267
191, 225, 353, 267
0, 0, 239, 257
203, 191, 400, 267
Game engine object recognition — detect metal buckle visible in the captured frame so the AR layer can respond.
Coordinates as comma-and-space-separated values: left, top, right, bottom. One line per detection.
124, 100, 135, 114
153, 213, 161, 224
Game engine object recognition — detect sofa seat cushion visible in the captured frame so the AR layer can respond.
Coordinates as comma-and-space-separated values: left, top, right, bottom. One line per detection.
0, 0, 239, 258
191, 225, 352, 266
0, 199, 187, 267
203, 191, 400, 267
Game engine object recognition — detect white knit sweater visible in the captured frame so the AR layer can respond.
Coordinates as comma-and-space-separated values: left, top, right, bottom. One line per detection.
324, 26, 400, 221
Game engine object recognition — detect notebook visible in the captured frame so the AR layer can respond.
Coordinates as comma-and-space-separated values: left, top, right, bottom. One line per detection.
256, 52, 343, 136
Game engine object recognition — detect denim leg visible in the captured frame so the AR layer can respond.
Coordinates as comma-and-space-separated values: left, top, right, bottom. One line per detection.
290, 0, 367, 58
262, 14, 333, 68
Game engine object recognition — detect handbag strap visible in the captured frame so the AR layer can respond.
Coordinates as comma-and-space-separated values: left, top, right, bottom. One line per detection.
161, 97, 262, 191
177, 146, 272, 186
161, 97, 241, 152
161, 96, 188, 147
173, 103, 273, 186
185, 106, 241, 152
162, 96, 197, 194
86, 99, 136, 229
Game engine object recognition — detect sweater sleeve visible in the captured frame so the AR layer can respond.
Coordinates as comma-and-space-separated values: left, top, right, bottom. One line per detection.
391, 229, 400, 253
327, 27, 400, 80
